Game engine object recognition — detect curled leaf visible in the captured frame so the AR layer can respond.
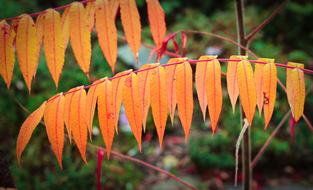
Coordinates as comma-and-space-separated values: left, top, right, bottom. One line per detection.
61, 7, 70, 48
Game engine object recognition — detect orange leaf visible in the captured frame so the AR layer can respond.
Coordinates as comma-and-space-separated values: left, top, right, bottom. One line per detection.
226, 55, 247, 113
286, 62, 306, 122
44, 94, 65, 168
147, 0, 166, 50
111, 0, 120, 18
205, 57, 222, 133
61, 7, 70, 48
43, 9, 65, 88
137, 63, 158, 131
119, 0, 141, 60
196, 56, 217, 121
237, 59, 256, 125
68, 2, 91, 77
165, 58, 185, 125
69, 86, 88, 162
16, 101, 46, 164
16, 14, 39, 92
175, 61, 193, 141
95, 0, 118, 73
35, 13, 45, 52
123, 73, 143, 151
86, 78, 105, 140
254, 59, 266, 115
150, 66, 168, 147
112, 69, 133, 132
85, 1, 96, 31
97, 79, 115, 159
262, 59, 277, 128
0, 20, 15, 88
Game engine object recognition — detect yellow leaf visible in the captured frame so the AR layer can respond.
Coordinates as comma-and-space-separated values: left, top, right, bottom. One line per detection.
119, 0, 141, 60
254, 58, 266, 115
196, 55, 217, 121
85, 1, 96, 31
61, 7, 70, 48
16, 101, 46, 164
237, 59, 256, 125
112, 69, 133, 132
97, 79, 115, 159
68, 2, 91, 77
150, 66, 168, 147
137, 63, 158, 131
146, 0, 166, 49
262, 59, 277, 128
44, 94, 65, 168
0, 20, 15, 88
35, 13, 45, 52
226, 55, 247, 113
205, 57, 223, 133
16, 14, 39, 92
286, 62, 306, 121
175, 61, 193, 141
123, 73, 143, 151
95, 0, 118, 73
43, 9, 65, 88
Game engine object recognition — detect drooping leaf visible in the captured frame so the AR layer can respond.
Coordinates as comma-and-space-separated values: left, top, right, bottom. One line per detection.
61, 7, 70, 48
262, 59, 277, 128
112, 69, 132, 132
175, 61, 193, 141
119, 0, 141, 60
205, 57, 223, 133
254, 59, 265, 115
165, 58, 186, 125
237, 59, 257, 125
44, 94, 65, 168
16, 101, 46, 164
123, 73, 143, 151
150, 66, 168, 147
146, 0, 166, 50
95, 0, 118, 73
16, 14, 39, 92
85, 1, 96, 31
97, 79, 115, 159
0, 20, 15, 88
196, 55, 217, 121
68, 2, 91, 77
111, 0, 120, 18
286, 62, 306, 122
35, 13, 45, 52
137, 63, 158, 131
43, 9, 65, 88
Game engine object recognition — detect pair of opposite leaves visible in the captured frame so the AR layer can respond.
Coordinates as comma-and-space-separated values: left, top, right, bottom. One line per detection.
16, 56, 306, 167
0, 0, 166, 91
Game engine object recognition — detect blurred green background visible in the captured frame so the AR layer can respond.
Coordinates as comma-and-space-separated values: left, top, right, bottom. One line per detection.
0, 0, 312, 189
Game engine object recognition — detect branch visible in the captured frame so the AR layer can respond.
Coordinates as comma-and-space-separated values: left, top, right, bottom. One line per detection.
245, 0, 288, 42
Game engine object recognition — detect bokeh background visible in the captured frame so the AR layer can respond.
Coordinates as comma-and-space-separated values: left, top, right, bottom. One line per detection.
0, 0, 312, 189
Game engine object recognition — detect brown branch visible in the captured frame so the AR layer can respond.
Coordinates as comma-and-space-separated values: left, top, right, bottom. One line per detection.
251, 111, 290, 168
245, 0, 288, 42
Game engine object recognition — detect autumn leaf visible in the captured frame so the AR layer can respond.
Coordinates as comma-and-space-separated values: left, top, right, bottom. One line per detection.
16, 14, 39, 92
43, 9, 65, 88
95, 0, 118, 73
150, 66, 168, 147
262, 59, 277, 128
85, 1, 96, 31
97, 79, 115, 158
137, 63, 158, 131
196, 55, 217, 121
44, 94, 65, 168
68, 2, 91, 77
237, 59, 256, 125
0, 20, 15, 88
68, 86, 88, 162
16, 101, 46, 164
226, 55, 247, 113
175, 61, 193, 141
61, 7, 70, 48
123, 73, 143, 151
286, 62, 306, 122
119, 0, 141, 60
147, 0, 166, 50
205, 57, 223, 133
35, 13, 45, 53
112, 69, 132, 132
254, 59, 265, 115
